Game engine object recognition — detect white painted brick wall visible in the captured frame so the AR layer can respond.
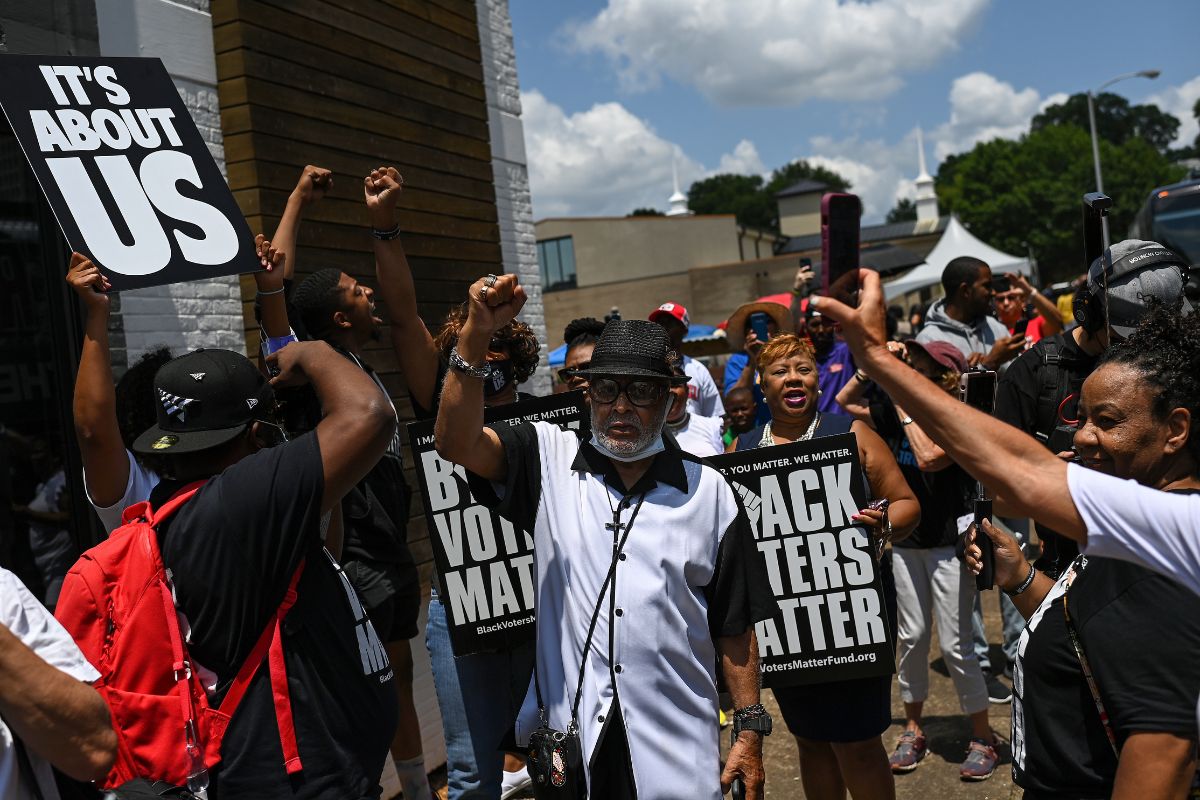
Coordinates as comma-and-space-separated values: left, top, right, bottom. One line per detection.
97, 0, 245, 361
477, 0, 550, 395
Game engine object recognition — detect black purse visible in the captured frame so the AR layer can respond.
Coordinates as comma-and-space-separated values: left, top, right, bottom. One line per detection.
526, 493, 645, 800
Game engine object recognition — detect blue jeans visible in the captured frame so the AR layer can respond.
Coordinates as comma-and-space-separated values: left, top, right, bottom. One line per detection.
426, 591, 536, 799
972, 518, 1027, 673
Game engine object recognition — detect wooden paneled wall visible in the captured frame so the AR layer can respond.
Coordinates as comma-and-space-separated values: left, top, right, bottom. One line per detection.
212, 0, 502, 579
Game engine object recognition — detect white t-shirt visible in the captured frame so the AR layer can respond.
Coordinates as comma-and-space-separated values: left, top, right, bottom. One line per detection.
85, 449, 161, 534
668, 414, 724, 458
0, 568, 100, 800
1068, 463, 1200, 596
683, 356, 724, 419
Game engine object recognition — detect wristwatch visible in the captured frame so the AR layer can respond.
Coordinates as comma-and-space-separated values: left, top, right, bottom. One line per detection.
449, 347, 490, 379
732, 709, 773, 738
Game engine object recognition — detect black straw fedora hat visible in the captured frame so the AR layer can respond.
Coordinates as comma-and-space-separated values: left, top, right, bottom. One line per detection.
582, 319, 690, 384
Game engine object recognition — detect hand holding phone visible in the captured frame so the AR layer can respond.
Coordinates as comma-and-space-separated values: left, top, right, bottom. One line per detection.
973, 499, 995, 590
821, 193, 862, 305
748, 311, 771, 346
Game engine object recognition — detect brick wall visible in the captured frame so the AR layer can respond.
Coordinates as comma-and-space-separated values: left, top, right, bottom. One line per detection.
476, 0, 549, 394
96, 0, 246, 366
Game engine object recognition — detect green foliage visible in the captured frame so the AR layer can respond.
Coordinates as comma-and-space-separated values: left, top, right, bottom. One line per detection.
886, 198, 917, 224
936, 124, 1186, 283
628, 207, 664, 217
1031, 92, 1181, 154
687, 160, 850, 231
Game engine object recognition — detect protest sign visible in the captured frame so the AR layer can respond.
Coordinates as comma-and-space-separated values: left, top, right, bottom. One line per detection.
0, 56, 259, 291
409, 391, 586, 655
708, 433, 895, 686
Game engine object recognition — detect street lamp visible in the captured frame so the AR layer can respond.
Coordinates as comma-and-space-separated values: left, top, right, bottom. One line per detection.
1086, 69, 1161, 246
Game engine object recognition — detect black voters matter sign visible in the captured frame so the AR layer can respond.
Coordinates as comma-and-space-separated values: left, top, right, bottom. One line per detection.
0, 56, 259, 291
409, 392, 587, 655
708, 433, 895, 687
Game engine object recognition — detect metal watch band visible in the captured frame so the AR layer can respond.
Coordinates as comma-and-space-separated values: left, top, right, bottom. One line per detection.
449, 347, 489, 379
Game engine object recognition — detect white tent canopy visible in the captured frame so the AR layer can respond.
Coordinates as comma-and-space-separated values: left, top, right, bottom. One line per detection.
884, 216, 1033, 299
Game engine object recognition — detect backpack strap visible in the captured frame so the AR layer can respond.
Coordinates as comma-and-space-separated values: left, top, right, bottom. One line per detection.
149, 481, 208, 527
216, 561, 307, 776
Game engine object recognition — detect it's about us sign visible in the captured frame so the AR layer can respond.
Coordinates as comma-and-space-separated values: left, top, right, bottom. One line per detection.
0, 56, 259, 291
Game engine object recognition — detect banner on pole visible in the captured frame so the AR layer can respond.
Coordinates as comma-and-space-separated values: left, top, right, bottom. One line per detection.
408, 392, 587, 655
0, 56, 259, 291
708, 433, 895, 686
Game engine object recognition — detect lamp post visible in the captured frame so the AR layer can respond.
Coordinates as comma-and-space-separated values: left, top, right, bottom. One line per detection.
1086, 69, 1160, 247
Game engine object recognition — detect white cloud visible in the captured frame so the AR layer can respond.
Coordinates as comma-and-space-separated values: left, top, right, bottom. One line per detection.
1144, 74, 1200, 148
803, 133, 921, 223
931, 72, 1045, 160
571, 0, 989, 107
523, 90, 765, 218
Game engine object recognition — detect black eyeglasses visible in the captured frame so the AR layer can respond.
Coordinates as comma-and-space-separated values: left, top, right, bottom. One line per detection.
557, 363, 590, 385
588, 377, 666, 407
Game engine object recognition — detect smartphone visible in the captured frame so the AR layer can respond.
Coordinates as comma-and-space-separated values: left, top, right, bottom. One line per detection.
821, 193, 862, 299
973, 499, 995, 590
1082, 192, 1112, 269
748, 311, 771, 344
959, 368, 997, 415
1011, 318, 1030, 337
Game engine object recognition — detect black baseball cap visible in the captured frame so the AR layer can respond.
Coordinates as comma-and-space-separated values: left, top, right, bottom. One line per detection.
132, 349, 276, 455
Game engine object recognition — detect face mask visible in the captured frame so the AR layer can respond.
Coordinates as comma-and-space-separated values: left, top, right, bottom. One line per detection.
484, 359, 514, 397
590, 433, 666, 463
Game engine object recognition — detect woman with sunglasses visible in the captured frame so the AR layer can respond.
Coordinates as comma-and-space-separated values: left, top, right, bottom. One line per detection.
557, 317, 605, 395
732, 333, 920, 800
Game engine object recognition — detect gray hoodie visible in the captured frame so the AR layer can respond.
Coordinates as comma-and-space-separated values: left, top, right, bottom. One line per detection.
915, 299, 1010, 360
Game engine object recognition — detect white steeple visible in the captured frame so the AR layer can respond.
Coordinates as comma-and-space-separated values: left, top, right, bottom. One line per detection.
914, 127, 939, 225
666, 151, 691, 216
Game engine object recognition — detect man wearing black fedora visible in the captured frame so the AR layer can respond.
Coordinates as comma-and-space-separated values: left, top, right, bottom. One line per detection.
435, 274, 776, 800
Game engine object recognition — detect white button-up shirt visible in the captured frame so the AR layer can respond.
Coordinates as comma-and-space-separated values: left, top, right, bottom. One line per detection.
471, 422, 774, 800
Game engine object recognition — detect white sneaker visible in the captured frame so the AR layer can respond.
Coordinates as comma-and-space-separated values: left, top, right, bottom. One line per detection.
500, 765, 533, 800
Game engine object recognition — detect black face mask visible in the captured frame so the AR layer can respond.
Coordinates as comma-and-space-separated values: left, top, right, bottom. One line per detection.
484, 359, 514, 397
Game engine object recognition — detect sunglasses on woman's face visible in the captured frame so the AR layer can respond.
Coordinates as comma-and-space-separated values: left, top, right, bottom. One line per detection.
588, 377, 666, 407
557, 362, 590, 388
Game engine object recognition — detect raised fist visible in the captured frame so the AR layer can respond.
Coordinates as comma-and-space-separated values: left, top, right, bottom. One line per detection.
253, 234, 286, 294
364, 166, 404, 223
466, 274, 526, 336
294, 165, 332, 204
65, 252, 110, 311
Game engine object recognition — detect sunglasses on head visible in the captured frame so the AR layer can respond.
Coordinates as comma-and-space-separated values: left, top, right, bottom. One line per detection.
588, 377, 667, 407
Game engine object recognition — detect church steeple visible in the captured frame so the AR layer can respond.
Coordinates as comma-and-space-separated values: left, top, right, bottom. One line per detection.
666, 152, 691, 217
914, 128, 939, 225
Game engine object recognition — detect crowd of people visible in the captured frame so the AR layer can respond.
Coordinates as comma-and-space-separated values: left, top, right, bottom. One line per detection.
1, 161, 1198, 800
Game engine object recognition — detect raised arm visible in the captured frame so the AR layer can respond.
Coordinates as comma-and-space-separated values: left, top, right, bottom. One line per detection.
272, 165, 331, 282
816, 270, 1086, 541
434, 275, 526, 482
66, 253, 129, 508
834, 369, 873, 424
366, 166, 440, 410
266, 340, 395, 512
251, 235, 289, 339
1008, 272, 1063, 337
0, 623, 116, 781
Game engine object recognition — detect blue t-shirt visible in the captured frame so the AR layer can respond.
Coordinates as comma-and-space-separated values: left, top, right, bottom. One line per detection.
816, 341, 855, 417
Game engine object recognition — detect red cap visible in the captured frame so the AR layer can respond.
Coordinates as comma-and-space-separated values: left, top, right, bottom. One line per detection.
649, 302, 690, 330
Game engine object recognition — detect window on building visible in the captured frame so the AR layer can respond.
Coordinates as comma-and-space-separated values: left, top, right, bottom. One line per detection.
537, 236, 576, 291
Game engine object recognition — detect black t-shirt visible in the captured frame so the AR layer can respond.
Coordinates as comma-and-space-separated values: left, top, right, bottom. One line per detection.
154, 433, 397, 799
1015, 549, 1200, 798
996, 333, 1098, 578
867, 391, 975, 550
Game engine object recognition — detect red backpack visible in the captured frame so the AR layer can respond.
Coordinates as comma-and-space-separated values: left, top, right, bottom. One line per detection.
55, 482, 305, 791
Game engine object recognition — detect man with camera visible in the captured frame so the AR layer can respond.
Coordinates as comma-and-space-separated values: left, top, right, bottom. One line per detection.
435, 273, 776, 799
995, 239, 1194, 578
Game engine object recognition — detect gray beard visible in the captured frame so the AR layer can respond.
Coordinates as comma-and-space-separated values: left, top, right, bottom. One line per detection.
592, 401, 669, 458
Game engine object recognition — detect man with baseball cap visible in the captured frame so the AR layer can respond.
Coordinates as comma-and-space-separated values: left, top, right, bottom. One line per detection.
649, 302, 725, 419
126, 342, 399, 798
436, 275, 776, 799
996, 238, 1195, 580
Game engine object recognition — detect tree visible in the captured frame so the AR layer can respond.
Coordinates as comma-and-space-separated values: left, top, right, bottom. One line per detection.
628, 207, 663, 217
687, 160, 851, 231
1031, 92, 1181, 154
936, 124, 1185, 283
886, 198, 917, 224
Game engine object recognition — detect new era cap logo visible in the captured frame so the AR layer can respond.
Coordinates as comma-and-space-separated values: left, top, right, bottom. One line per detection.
158, 389, 195, 422
246, 398, 258, 410
190, 372, 206, 381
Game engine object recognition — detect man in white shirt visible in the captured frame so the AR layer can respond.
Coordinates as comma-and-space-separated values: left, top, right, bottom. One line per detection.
436, 275, 776, 800
0, 567, 115, 799
649, 302, 724, 419
812, 269, 1200, 595
664, 364, 724, 457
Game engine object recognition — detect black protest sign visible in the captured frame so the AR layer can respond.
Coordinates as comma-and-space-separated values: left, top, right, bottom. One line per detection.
708, 433, 894, 686
409, 391, 587, 655
0, 56, 259, 291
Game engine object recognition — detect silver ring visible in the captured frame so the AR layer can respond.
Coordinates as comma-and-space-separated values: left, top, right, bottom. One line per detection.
479, 285, 489, 301
485, 273, 499, 288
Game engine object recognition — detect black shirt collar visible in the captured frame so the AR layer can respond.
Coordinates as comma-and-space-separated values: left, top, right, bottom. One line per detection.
571, 431, 690, 495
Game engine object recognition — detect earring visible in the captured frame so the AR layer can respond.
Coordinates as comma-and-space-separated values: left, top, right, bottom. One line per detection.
818, 389, 823, 396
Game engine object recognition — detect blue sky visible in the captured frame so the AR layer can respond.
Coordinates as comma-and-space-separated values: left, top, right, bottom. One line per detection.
509, 0, 1200, 224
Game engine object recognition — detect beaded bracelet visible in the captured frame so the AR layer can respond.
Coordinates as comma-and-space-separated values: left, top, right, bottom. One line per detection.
371, 223, 402, 241
1004, 562, 1037, 597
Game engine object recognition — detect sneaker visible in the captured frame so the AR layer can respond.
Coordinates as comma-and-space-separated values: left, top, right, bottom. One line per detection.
888, 730, 927, 773
984, 670, 1012, 704
959, 738, 998, 781
500, 766, 533, 800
